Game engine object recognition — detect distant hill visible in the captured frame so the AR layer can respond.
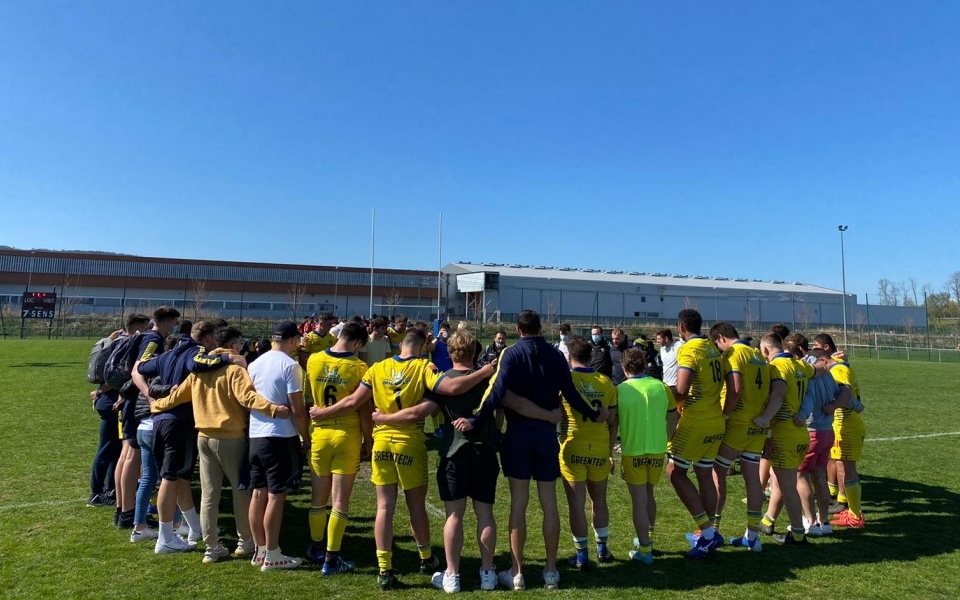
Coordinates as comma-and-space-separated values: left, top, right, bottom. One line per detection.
0, 245, 132, 256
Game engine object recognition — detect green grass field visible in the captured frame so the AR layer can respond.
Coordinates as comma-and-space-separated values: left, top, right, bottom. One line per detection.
1, 339, 959, 599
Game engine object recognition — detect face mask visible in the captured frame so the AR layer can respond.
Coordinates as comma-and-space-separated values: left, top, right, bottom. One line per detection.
439, 331, 449, 340
560, 335, 569, 343
592, 334, 602, 343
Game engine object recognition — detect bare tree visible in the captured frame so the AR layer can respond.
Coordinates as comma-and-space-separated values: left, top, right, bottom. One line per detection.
190, 278, 210, 322
877, 279, 894, 306
57, 275, 84, 336
797, 303, 814, 332
383, 287, 405, 316
853, 311, 868, 342
948, 271, 960, 303
908, 277, 920, 306
744, 303, 758, 335
903, 316, 915, 339
287, 282, 308, 322
682, 297, 699, 311
544, 300, 559, 329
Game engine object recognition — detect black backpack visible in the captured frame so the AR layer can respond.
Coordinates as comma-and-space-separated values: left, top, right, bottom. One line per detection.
87, 337, 114, 384
103, 332, 144, 390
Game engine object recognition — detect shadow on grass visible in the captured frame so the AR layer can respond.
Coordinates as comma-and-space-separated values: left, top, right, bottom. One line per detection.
9, 361, 85, 368
548, 473, 960, 590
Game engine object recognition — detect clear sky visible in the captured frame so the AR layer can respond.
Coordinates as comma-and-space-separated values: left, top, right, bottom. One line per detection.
2, 1, 958, 303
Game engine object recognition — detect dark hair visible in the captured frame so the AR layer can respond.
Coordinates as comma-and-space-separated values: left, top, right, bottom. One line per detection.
125, 313, 150, 331
621, 347, 647, 376
394, 314, 408, 324
768, 323, 790, 342
678, 309, 702, 334
813, 333, 837, 352
177, 320, 193, 336
517, 310, 542, 335
439, 321, 451, 331
655, 328, 673, 341
256, 338, 272, 354
214, 319, 229, 328
153, 306, 180, 323
566, 336, 592, 364
591, 325, 603, 333
339, 322, 369, 346
350, 315, 364, 324
495, 328, 507, 337
216, 326, 243, 348
785, 333, 809, 353
708, 322, 739, 342
559, 323, 571, 334
761, 332, 783, 350
372, 316, 388, 329
164, 334, 179, 352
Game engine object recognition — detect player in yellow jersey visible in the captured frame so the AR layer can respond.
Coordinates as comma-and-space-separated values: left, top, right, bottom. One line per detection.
812, 332, 849, 509
558, 337, 619, 570
816, 349, 867, 529
754, 334, 816, 545
386, 314, 409, 356
309, 328, 495, 591
668, 309, 726, 558
707, 322, 770, 552
304, 322, 370, 575
299, 312, 338, 405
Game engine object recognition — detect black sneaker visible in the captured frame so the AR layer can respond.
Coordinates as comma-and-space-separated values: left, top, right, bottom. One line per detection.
772, 532, 811, 546
419, 554, 440, 575
117, 510, 135, 529
378, 570, 398, 591
828, 501, 849, 515
758, 522, 775, 536
87, 494, 107, 508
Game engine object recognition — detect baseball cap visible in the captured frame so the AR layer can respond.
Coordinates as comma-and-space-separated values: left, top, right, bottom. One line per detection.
272, 320, 300, 341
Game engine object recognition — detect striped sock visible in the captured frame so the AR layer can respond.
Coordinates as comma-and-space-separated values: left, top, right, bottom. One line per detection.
746, 510, 762, 532
327, 509, 348, 552
693, 512, 712, 532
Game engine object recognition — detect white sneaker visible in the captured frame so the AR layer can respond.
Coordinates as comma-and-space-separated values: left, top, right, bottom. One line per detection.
543, 570, 560, 591
203, 545, 230, 564
802, 515, 813, 534
130, 526, 159, 543
498, 570, 525, 591
187, 528, 202, 544
479, 568, 497, 591
155, 534, 195, 554
261, 553, 302, 572
806, 523, 823, 536
250, 547, 265, 567
234, 541, 256, 557
176, 523, 189, 537
432, 571, 460, 593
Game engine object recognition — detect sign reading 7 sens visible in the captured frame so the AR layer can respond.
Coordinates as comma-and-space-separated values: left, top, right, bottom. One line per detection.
21, 292, 57, 319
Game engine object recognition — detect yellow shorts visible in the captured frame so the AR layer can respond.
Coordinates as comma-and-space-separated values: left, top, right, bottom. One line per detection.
831, 422, 865, 461
310, 428, 361, 476
620, 454, 665, 486
370, 435, 427, 490
667, 416, 726, 468
770, 424, 810, 470
560, 441, 610, 483
722, 421, 768, 455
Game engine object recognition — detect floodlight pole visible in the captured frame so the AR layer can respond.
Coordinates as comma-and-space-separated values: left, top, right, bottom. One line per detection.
838, 225, 849, 347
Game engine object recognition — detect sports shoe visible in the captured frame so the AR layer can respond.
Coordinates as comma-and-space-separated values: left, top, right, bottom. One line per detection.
498, 570, 525, 591
154, 535, 196, 554
566, 549, 589, 571
322, 556, 357, 576
758, 522, 775, 536
378, 570, 398, 591
186, 528, 202, 545
203, 545, 230, 564
86, 493, 114, 508
596, 548, 615, 563
830, 511, 866, 528
250, 548, 265, 567
772, 532, 811, 546
130, 526, 159, 543
729, 535, 762, 552
686, 530, 725, 548
431, 571, 460, 593
628, 549, 654, 566
685, 532, 722, 559
479, 568, 497, 591
828, 500, 849, 515
542, 570, 560, 591
818, 523, 833, 536
261, 553, 302, 571
306, 541, 326, 563
420, 554, 440, 575
234, 541, 255, 557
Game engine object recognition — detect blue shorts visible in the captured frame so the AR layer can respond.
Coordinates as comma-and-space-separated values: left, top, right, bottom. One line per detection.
501, 429, 560, 482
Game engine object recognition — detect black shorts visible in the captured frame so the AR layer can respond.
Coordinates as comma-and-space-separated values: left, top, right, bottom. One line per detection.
249, 436, 300, 494
501, 429, 560, 482
152, 419, 196, 482
120, 401, 140, 441
437, 444, 499, 504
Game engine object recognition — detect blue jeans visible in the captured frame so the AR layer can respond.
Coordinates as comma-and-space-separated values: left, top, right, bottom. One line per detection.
90, 408, 121, 496
135, 428, 159, 526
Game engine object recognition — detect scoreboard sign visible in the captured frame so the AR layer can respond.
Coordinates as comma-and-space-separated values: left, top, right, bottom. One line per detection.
21, 292, 57, 319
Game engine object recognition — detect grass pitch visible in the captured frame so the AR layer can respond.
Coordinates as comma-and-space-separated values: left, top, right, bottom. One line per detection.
1, 339, 959, 599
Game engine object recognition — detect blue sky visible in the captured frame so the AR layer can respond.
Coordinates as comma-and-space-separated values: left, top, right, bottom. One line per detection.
2, 1, 958, 303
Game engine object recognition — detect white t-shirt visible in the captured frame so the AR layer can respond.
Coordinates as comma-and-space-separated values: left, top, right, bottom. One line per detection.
247, 350, 302, 439
660, 339, 685, 386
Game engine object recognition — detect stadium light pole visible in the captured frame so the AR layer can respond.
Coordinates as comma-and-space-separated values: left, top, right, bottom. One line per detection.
838, 225, 849, 347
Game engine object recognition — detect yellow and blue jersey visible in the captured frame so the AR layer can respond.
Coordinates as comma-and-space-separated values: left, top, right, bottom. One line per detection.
675, 335, 724, 419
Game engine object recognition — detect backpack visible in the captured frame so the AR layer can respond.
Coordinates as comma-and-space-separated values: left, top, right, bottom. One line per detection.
87, 337, 114, 384
103, 332, 144, 390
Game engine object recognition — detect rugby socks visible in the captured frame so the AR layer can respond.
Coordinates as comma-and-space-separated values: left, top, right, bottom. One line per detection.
309, 506, 328, 543
761, 513, 776, 528
377, 550, 393, 573
181, 507, 202, 535
744, 528, 758, 542
158, 521, 175, 543
837, 492, 848, 504
327, 509, 349, 553
417, 543, 433, 561
712, 515, 722, 530
693, 512, 713, 535
791, 526, 806, 542
593, 527, 609, 557
828, 481, 839, 498
573, 536, 589, 551
747, 510, 762, 533
844, 479, 862, 517
637, 541, 652, 557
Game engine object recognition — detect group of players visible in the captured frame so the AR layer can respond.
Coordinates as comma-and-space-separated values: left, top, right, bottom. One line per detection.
89, 305, 866, 592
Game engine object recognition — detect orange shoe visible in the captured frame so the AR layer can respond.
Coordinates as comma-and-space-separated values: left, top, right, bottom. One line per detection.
830, 511, 865, 528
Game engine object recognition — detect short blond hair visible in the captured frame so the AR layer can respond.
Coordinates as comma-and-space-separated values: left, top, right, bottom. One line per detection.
447, 330, 476, 364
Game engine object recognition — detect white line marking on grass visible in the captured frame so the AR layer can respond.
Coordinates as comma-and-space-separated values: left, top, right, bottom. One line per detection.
425, 501, 446, 519
867, 431, 960, 443
0, 498, 85, 511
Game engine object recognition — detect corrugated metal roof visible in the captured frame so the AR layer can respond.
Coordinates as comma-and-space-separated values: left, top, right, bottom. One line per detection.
444, 263, 840, 296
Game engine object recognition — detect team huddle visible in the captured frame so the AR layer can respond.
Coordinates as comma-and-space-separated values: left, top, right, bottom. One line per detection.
87, 306, 866, 592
